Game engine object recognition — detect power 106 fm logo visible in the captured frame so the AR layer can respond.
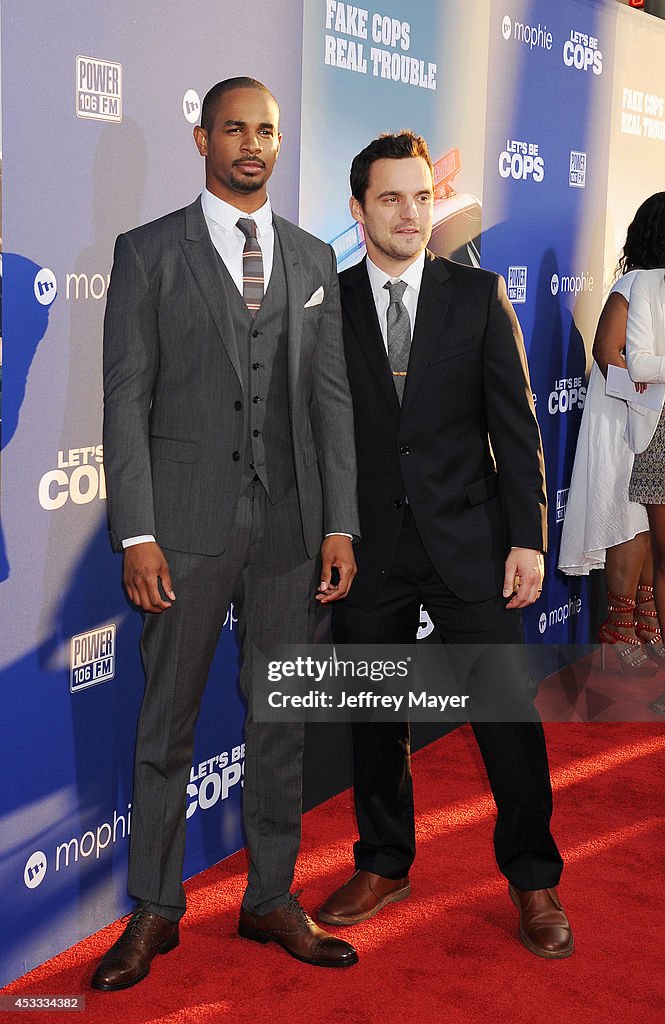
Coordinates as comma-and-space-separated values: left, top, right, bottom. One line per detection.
76, 56, 122, 122
39, 445, 106, 511
569, 151, 587, 189
507, 266, 527, 304
71, 625, 116, 692
499, 140, 544, 183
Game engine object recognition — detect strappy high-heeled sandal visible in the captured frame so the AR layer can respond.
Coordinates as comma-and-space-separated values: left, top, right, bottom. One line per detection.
598, 592, 657, 677
634, 585, 665, 665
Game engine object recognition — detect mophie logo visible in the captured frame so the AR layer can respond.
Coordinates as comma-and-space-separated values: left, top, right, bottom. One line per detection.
76, 55, 122, 122
550, 272, 594, 297
501, 15, 552, 51
24, 851, 48, 890
183, 89, 201, 124
540, 597, 583, 634
34, 268, 57, 306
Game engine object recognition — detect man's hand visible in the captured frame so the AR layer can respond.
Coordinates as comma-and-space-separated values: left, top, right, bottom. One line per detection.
503, 547, 544, 609
316, 535, 356, 604
123, 541, 175, 613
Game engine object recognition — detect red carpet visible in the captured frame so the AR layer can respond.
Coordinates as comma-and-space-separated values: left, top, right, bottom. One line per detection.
2, 723, 664, 1024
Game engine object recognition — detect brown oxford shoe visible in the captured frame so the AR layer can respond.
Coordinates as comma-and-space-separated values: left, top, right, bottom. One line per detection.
238, 892, 358, 967
91, 909, 180, 991
319, 869, 411, 926
509, 885, 574, 959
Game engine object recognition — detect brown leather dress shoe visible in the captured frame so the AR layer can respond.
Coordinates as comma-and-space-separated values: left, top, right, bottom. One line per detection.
91, 909, 180, 990
238, 892, 358, 967
509, 885, 574, 959
319, 869, 411, 925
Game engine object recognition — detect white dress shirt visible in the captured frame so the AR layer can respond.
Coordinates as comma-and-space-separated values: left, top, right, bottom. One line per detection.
365, 249, 425, 352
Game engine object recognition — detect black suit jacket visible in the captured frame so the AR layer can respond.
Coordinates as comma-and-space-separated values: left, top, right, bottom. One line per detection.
340, 252, 547, 606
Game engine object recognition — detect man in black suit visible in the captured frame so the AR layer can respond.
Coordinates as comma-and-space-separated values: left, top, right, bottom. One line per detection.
318, 132, 573, 959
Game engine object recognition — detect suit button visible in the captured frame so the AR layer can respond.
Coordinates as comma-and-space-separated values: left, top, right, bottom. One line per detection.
232, 451, 240, 461
253, 429, 261, 437
399, 445, 410, 456
253, 395, 262, 403
252, 362, 264, 370
394, 500, 403, 509
252, 330, 260, 338
234, 400, 242, 411
250, 462, 255, 470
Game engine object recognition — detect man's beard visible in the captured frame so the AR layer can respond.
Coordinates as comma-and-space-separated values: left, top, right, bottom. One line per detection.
375, 231, 427, 261
229, 165, 266, 194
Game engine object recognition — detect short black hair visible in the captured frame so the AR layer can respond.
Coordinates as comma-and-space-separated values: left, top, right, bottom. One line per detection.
200, 77, 279, 133
350, 132, 434, 204
619, 192, 665, 275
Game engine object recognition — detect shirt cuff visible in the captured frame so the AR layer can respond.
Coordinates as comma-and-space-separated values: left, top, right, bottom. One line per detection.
122, 535, 156, 548
325, 533, 354, 539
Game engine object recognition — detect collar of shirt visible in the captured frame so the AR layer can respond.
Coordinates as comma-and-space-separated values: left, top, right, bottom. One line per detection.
365, 250, 426, 351
200, 188, 275, 295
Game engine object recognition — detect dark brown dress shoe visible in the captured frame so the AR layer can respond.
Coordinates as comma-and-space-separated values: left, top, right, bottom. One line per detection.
509, 885, 574, 959
91, 909, 180, 990
238, 892, 358, 967
319, 869, 411, 925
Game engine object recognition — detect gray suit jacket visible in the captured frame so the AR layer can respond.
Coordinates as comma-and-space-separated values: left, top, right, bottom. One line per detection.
103, 197, 359, 557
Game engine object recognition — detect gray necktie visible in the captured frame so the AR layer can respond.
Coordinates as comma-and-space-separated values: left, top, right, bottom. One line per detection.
384, 279, 411, 403
236, 217, 264, 314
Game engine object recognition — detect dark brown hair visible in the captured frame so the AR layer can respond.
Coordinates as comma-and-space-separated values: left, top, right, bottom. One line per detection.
350, 132, 433, 204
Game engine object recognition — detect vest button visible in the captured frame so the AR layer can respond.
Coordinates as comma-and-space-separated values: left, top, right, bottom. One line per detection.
394, 499, 403, 509
253, 429, 261, 437
253, 395, 262, 403
250, 462, 255, 470
252, 330, 260, 338
232, 451, 240, 461
399, 445, 410, 456
252, 362, 264, 370
234, 401, 242, 411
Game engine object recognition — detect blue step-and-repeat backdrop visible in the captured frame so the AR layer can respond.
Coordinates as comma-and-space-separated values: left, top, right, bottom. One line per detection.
1, 0, 664, 987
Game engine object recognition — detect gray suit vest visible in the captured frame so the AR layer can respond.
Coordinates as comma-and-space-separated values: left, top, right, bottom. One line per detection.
218, 235, 296, 501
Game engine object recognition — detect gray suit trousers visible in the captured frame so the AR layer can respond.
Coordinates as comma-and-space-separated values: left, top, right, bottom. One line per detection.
127, 482, 317, 919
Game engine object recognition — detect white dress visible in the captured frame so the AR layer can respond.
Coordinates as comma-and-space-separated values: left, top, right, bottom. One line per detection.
558, 270, 649, 575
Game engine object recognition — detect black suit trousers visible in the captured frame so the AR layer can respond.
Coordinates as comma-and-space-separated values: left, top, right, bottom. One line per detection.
332, 508, 564, 890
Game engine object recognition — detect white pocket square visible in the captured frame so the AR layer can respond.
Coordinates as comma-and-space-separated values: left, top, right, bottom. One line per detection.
304, 286, 324, 308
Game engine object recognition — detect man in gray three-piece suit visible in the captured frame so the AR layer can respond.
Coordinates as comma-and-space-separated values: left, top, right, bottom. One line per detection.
93, 78, 360, 990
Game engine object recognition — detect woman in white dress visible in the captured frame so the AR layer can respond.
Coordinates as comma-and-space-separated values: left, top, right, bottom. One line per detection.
558, 193, 665, 677
625, 264, 665, 713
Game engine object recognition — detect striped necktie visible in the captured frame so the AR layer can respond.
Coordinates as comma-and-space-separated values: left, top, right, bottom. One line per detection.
236, 217, 264, 314
384, 279, 411, 403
